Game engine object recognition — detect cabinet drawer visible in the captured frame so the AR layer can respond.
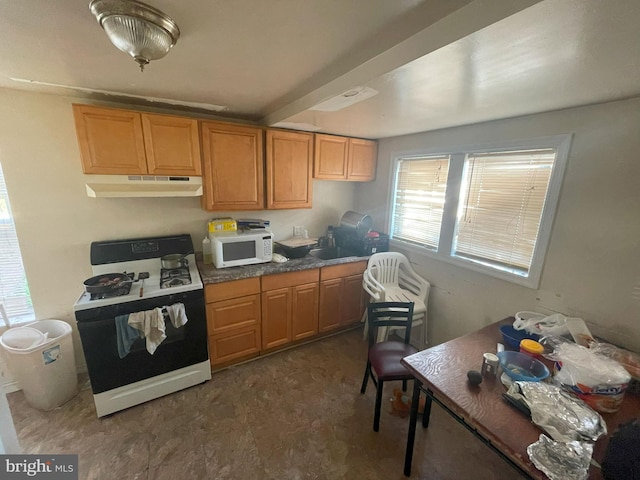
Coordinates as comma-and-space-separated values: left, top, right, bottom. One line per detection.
261, 269, 319, 291
320, 261, 367, 281
209, 325, 261, 366
205, 277, 261, 303
206, 294, 260, 334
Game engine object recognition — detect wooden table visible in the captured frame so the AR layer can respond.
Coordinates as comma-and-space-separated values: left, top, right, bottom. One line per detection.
401, 318, 640, 478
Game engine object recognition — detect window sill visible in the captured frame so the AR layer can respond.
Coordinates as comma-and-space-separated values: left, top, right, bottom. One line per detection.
389, 238, 541, 289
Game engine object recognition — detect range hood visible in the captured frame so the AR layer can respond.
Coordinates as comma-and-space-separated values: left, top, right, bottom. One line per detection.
84, 175, 203, 198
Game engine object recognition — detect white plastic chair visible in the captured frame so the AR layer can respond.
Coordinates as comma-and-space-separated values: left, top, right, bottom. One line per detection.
362, 252, 430, 348
0, 303, 9, 333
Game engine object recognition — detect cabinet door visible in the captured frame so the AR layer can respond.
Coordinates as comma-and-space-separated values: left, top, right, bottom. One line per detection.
261, 287, 291, 349
209, 325, 261, 367
313, 134, 348, 180
72, 105, 147, 175
318, 278, 343, 332
206, 294, 261, 335
266, 129, 313, 209
291, 282, 319, 341
201, 121, 264, 210
142, 114, 202, 176
340, 274, 365, 326
347, 138, 377, 182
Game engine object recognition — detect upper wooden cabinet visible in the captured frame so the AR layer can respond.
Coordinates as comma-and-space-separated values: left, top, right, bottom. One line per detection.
200, 121, 264, 211
72, 104, 202, 176
314, 134, 377, 182
141, 114, 201, 176
347, 138, 378, 181
265, 129, 313, 209
73, 105, 146, 175
313, 134, 348, 180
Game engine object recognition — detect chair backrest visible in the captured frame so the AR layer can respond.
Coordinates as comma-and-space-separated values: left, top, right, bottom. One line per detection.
367, 301, 415, 347
366, 252, 429, 299
367, 252, 402, 287
0, 303, 10, 332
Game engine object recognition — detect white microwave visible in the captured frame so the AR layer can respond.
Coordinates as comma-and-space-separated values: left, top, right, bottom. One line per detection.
210, 230, 273, 268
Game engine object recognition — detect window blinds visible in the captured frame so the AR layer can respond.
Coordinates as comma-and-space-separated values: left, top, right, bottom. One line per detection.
454, 149, 556, 273
392, 155, 450, 248
0, 163, 34, 320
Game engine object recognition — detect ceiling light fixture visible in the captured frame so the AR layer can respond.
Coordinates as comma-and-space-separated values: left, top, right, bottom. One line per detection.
309, 86, 379, 112
89, 0, 180, 72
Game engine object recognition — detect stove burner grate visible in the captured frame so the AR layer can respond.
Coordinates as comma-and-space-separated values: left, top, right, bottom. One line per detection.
160, 267, 192, 289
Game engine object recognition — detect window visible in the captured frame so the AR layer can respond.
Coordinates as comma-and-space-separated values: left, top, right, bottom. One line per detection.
0, 163, 34, 324
389, 135, 570, 288
392, 155, 450, 249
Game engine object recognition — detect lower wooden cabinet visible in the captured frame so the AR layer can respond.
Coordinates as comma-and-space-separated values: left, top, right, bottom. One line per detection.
261, 287, 292, 350
203, 262, 365, 369
208, 326, 261, 366
318, 278, 341, 332
319, 261, 367, 333
261, 269, 319, 351
292, 282, 320, 340
205, 278, 261, 367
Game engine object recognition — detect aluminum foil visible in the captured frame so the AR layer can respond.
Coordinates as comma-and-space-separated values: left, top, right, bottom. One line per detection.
527, 434, 593, 480
506, 381, 607, 442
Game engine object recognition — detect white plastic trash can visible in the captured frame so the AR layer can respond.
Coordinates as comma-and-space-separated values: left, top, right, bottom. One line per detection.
0, 319, 78, 411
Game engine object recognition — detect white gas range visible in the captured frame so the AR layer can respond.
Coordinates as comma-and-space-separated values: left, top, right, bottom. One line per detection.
72, 234, 210, 417
73, 254, 203, 310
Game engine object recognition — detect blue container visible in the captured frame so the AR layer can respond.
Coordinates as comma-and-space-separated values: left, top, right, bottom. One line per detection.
499, 325, 540, 350
497, 351, 549, 382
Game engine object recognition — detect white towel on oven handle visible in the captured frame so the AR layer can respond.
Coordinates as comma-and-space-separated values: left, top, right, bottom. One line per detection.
164, 302, 188, 328
128, 308, 167, 355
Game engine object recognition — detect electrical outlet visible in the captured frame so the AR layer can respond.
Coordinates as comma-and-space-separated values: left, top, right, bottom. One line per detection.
293, 226, 304, 237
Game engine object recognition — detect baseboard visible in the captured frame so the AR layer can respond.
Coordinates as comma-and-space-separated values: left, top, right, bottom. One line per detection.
1, 380, 20, 395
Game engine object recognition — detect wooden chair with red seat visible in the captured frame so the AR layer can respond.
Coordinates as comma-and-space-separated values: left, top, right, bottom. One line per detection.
360, 301, 417, 432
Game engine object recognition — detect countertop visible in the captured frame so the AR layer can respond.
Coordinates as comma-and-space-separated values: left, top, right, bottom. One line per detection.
197, 255, 369, 285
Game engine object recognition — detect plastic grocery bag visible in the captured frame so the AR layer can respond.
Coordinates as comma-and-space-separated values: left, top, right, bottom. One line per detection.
513, 311, 571, 337
589, 342, 640, 380
550, 342, 631, 413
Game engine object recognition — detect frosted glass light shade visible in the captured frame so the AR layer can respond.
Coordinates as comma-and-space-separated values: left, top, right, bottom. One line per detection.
90, 0, 180, 71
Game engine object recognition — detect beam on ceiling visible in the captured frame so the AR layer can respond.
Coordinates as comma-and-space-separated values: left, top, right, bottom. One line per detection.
261, 0, 542, 128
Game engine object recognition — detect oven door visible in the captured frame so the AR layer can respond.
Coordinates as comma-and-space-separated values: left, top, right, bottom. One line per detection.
75, 289, 208, 394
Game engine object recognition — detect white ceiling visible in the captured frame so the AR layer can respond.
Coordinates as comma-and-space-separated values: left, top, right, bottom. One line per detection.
0, 0, 639, 139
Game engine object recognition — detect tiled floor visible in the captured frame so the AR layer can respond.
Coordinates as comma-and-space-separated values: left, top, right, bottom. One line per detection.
7, 328, 524, 479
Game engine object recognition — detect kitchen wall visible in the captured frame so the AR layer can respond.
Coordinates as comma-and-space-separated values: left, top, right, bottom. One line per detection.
356, 96, 640, 352
0, 88, 357, 389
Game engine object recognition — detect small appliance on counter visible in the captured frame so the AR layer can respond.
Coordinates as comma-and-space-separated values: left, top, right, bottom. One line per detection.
275, 236, 318, 259
333, 210, 389, 256
209, 229, 273, 268
236, 218, 270, 230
